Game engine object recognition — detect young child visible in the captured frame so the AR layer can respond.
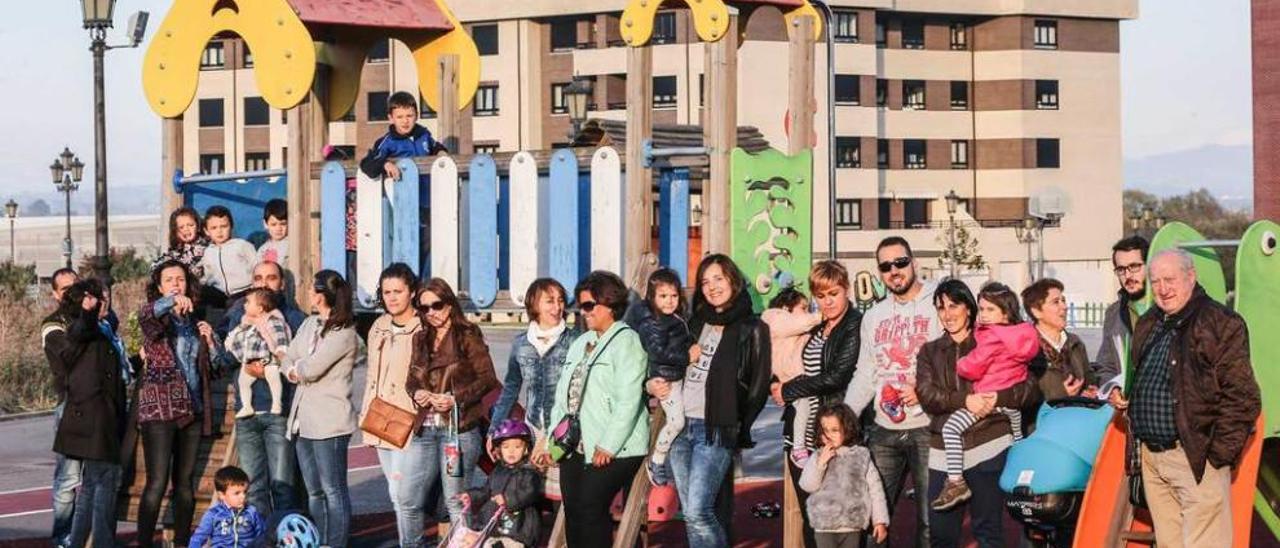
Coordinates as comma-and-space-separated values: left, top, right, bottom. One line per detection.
633, 268, 693, 486
256, 199, 289, 267
199, 205, 257, 305
152, 207, 209, 278
931, 282, 1040, 511
190, 466, 266, 548
358, 91, 446, 181
459, 420, 544, 548
798, 404, 889, 547
762, 287, 823, 465
226, 288, 292, 418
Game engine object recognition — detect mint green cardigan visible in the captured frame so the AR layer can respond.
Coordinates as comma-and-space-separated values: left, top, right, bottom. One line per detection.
547, 321, 651, 461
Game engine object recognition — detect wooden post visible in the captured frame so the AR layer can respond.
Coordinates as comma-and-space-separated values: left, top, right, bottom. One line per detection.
703, 13, 738, 256
438, 54, 461, 153
626, 45, 654, 272
306, 66, 330, 290
286, 98, 310, 310
160, 116, 184, 244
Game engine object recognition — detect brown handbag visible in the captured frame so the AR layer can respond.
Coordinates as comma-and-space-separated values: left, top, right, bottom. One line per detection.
360, 334, 418, 449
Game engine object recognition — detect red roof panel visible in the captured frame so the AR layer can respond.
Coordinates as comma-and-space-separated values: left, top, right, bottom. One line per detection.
288, 0, 454, 31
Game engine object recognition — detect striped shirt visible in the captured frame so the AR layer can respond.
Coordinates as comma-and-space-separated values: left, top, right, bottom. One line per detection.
798, 331, 826, 449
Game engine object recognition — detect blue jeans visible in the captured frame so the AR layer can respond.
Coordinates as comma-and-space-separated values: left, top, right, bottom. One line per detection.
52, 403, 82, 547
67, 459, 120, 548
669, 418, 734, 548
927, 450, 1008, 548
377, 427, 483, 548
296, 435, 352, 548
866, 424, 932, 548
236, 413, 297, 515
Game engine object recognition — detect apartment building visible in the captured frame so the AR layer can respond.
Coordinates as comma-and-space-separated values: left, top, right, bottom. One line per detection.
181, 0, 1137, 302
1255, 0, 1280, 220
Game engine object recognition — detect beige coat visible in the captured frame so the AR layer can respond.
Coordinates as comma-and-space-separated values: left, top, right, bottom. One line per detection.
359, 314, 423, 449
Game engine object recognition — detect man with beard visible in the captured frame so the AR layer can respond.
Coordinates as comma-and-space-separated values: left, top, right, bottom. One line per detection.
1094, 236, 1148, 397
845, 237, 942, 548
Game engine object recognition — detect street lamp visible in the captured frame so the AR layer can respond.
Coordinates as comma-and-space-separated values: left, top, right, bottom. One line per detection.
4, 199, 17, 262
80, 0, 149, 286
1014, 216, 1043, 283
51, 148, 85, 269
564, 76, 594, 141
944, 190, 960, 278
1128, 206, 1165, 240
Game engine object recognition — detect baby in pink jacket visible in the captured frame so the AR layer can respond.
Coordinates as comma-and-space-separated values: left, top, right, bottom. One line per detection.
932, 282, 1040, 512
762, 288, 822, 463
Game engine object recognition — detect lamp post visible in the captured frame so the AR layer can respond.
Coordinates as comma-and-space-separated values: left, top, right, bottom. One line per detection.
1128, 206, 1165, 240
80, 0, 149, 285
1014, 216, 1043, 283
564, 76, 594, 142
4, 199, 17, 262
50, 147, 85, 269
944, 190, 960, 278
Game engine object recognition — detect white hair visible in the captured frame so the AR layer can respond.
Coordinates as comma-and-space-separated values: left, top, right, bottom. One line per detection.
1149, 248, 1196, 275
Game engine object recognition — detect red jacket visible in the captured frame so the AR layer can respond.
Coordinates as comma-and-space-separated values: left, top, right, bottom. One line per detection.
956, 323, 1038, 392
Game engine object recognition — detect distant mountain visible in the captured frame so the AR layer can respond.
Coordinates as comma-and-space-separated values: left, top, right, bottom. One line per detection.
5, 184, 159, 216
1123, 144, 1253, 213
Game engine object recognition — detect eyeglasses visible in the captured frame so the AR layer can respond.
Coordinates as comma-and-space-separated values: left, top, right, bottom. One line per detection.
1113, 262, 1144, 276
877, 256, 912, 273
418, 300, 448, 312
579, 301, 598, 313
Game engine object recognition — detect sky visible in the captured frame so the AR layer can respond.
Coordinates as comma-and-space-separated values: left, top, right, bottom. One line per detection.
0, 0, 1255, 198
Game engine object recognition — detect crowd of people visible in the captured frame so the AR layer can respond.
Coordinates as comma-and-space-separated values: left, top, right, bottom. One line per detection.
37, 90, 1263, 548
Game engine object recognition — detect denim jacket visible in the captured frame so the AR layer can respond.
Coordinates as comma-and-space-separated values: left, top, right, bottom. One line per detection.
490, 327, 578, 433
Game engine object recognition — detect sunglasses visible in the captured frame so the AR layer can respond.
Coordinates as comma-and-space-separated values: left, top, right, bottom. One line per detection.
578, 301, 599, 313
877, 256, 912, 273
418, 300, 448, 312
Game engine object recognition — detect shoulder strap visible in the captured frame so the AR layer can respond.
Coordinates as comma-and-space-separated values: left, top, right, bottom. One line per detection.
568, 326, 633, 415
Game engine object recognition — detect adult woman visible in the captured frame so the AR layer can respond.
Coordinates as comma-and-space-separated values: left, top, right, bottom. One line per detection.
359, 263, 427, 548
405, 278, 500, 526
136, 260, 215, 548
772, 260, 862, 547
916, 280, 1042, 548
1022, 278, 1093, 401
151, 207, 208, 278
652, 254, 771, 548
548, 270, 650, 547
284, 270, 359, 547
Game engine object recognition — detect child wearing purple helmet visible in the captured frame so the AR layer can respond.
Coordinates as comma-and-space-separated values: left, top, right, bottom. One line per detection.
457, 420, 544, 547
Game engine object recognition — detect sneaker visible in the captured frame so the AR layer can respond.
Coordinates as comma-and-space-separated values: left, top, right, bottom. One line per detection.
647, 458, 671, 486
931, 478, 972, 511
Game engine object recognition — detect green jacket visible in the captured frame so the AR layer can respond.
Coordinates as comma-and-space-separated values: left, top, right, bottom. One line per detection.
548, 322, 650, 461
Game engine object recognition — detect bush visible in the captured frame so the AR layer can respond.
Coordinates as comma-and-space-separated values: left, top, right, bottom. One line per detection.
77, 246, 155, 283
0, 261, 36, 300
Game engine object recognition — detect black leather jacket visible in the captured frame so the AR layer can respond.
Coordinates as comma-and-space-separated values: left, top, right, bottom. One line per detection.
780, 305, 863, 407
727, 316, 773, 449
633, 305, 694, 382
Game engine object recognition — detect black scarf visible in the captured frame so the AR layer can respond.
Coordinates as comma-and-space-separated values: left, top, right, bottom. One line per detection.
689, 289, 754, 446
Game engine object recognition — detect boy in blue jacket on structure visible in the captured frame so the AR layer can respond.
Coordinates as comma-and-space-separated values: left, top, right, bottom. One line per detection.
358, 91, 447, 181
190, 466, 266, 548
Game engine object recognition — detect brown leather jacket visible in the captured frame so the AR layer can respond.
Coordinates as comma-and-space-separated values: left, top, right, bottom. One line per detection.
1128, 286, 1260, 482
406, 322, 500, 433
916, 332, 1043, 451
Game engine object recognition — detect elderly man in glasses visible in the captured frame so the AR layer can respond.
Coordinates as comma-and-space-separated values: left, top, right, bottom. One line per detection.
1094, 236, 1149, 401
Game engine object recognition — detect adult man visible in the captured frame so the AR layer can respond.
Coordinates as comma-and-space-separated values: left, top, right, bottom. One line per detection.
41, 267, 82, 547
845, 237, 942, 548
213, 260, 305, 515
1115, 249, 1260, 547
1095, 236, 1148, 390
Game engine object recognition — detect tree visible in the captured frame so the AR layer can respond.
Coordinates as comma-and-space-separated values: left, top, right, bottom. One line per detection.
1122, 188, 1252, 289
23, 199, 51, 217
937, 224, 986, 274
77, 247, 154, 283
0, 261, 37, 299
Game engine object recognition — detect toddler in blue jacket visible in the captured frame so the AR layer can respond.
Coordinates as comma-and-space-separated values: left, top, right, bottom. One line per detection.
190, 466, 266, 548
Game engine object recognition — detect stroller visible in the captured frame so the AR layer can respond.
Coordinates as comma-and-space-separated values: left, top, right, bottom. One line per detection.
442, 503, 508, 548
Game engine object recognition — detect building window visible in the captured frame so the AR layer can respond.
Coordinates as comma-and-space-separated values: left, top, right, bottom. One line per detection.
1034, 20, 1058, 49
904, 199, 929, 227
472, 24, 499, 56
1036, 80, 1059, 110
245, 152, 270, 171
551, 83, 569, 114
951, 140, 969, 168
833, 11, 858, 43
950, 81, 969, 109
902, 19, 925, 49
903, 80, 926, 110
654, 76, 677, 108
475, 143, 500, 155
367, 39, 390, 63
877, 139, 889, 168
244, 97, 270, 126
835, 75, 860, 105
904, 139, 927, 169
243, 46, 254, 68
876, 79, 887, 107
550, 19, 578, 51
950, 22, 967, 50
1036, 138, 1060, 168
198, 98, 224, 127
875, 21, 886, 48
201, 42, 224, 69
835, 137, 861, 168
368, 91, 389, 120
199, 154, 224, 175
835, 199, 862, 229
474, 85, 499, 116
419, 96, 437, 119
652, 12, 677, 44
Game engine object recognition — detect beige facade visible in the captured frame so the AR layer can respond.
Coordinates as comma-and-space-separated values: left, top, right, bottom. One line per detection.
183, 0, 1136, 303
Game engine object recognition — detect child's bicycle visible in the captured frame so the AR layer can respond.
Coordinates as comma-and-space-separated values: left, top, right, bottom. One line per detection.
442, 502, 507, 548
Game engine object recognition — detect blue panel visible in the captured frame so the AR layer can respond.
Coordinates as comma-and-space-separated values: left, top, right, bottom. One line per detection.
390, 160, 421, 270
467, 155, 499, 308
577, 173, 591, 279
498, 176, 511, 292
546, 149, 580, 300
419, 169, 431, 278
659, 168, 691, 285
320, 163, 348, 275
184, 173, 287, 246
